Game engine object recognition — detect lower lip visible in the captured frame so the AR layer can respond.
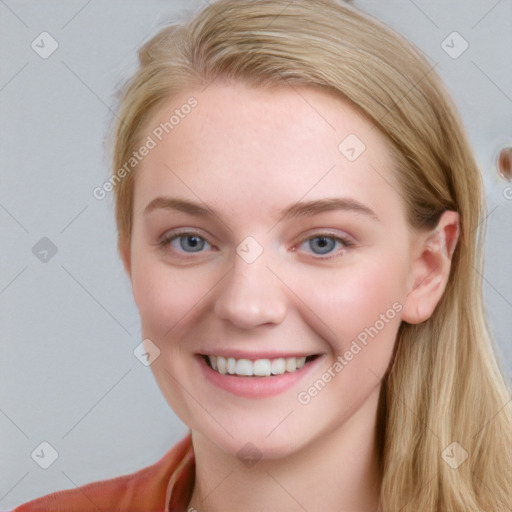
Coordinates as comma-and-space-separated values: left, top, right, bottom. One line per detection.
197, 355, 323, 398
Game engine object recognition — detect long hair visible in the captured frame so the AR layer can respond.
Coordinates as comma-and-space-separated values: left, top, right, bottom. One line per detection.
111, 1, 512, 509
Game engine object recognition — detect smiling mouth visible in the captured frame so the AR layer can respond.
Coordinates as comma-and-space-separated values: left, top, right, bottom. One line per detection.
201, 354, 320, 377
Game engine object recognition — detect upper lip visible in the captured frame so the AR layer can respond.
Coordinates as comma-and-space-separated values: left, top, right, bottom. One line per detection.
198, 350, 320, 360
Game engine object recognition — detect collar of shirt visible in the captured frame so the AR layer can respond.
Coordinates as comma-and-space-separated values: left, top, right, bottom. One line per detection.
165, 433, 195, 511
11, 433, 196, 512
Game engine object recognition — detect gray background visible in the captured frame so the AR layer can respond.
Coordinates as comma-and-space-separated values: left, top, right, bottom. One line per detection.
1, 1, 511, 509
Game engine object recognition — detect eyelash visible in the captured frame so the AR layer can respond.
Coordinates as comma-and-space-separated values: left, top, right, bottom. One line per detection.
157, 230, 355, 261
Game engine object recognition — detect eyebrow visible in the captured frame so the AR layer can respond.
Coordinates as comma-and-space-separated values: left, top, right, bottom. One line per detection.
143, 196, 380, 222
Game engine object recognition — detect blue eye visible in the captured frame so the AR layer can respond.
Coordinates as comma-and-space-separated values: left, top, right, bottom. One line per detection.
307, 236, 336, 254
158, 230, 353, 260
299, 234, 353, 258
160, 232, 212, 254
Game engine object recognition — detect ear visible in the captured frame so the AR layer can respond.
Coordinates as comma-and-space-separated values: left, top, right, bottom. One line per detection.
118, 238, 132, 279
402, 210, 460, 324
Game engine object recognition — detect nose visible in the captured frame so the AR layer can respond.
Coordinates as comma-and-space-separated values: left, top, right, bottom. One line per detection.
213, 255, 288, 329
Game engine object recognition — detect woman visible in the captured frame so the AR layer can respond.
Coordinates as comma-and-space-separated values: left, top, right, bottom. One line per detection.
13, 0, 512, 510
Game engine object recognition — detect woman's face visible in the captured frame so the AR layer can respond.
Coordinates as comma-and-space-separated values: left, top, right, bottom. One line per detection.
124, 81, 420, 458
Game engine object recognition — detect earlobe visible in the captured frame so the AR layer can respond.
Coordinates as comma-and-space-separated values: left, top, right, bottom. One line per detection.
401, 210, 460, 325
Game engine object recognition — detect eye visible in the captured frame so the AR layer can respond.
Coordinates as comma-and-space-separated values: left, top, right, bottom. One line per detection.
298, 233, 354, 259
158, 230, 212, 254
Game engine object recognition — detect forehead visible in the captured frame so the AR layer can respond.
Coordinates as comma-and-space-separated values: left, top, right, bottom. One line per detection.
132, 82, 404, 225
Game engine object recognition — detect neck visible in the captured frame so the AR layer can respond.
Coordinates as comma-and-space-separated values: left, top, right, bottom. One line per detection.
188, 385, 384, 512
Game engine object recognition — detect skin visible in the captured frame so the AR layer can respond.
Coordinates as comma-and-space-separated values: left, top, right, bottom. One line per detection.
120, 80, 459, 512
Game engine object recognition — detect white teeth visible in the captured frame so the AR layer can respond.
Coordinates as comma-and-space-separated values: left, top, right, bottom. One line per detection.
227, 357, 236, 374
253, 359, 271, 376
285, 357, 296, 372
217, 356, 227, 375
207, 355, 312, 377
296, 356, 306, 368
235, 359, 253, 376
271, 358, 286, 375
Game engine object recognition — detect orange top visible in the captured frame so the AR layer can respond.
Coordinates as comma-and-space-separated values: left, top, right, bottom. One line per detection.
12, 435, 195, 512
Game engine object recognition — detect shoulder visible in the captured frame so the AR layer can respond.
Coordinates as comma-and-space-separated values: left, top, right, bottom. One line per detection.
12, 434, 194, 512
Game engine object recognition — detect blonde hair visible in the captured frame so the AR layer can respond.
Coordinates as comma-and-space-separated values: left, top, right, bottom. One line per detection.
111, 1, 512, 510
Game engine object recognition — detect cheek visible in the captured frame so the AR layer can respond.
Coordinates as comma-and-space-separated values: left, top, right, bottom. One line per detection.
298, 257, 405, 355
131, 254, 212, 339
293, 263, 404, 419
